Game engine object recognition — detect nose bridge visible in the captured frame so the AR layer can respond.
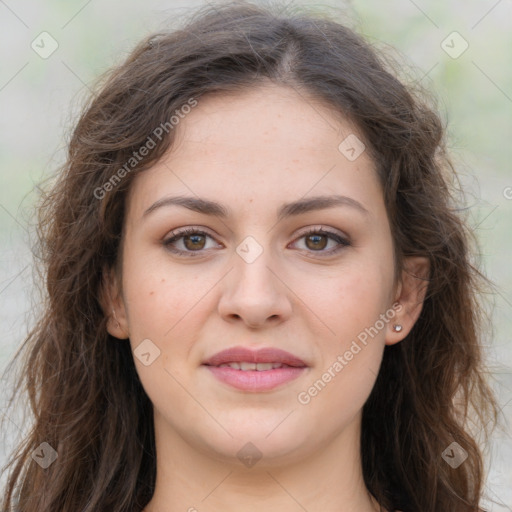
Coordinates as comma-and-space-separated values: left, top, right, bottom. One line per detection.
232, 233, 280, 300
217, 232, 292, 325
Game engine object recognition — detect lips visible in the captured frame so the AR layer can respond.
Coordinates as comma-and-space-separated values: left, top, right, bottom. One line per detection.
202, 346, 308, 391
202, 346, 307, 368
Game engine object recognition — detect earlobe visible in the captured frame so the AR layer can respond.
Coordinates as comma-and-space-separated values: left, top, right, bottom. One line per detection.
100, 265, 130, 340
385, 256, 430, 346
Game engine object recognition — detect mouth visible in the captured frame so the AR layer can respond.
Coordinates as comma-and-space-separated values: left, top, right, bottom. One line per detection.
202, 346, 308, 391
213, 361, 298, 371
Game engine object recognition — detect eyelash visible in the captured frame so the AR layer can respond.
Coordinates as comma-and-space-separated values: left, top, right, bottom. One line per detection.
162, 226, 351, 258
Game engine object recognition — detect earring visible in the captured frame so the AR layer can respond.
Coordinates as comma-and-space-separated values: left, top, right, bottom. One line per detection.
393, 324, 403, 332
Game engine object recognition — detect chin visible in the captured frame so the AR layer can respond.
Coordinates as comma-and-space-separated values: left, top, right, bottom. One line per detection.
197, 420, 312, 467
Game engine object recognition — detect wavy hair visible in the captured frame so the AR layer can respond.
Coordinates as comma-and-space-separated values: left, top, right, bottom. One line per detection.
0, 1, 499, 511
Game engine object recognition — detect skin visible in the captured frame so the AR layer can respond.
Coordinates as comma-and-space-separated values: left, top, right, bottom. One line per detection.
103, 83, 429, 512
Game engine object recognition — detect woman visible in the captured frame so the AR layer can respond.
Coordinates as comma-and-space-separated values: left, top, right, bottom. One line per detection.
0, 2, 499, 511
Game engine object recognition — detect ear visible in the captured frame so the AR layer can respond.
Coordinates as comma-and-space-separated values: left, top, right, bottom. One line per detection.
99, 264, 130, 340
385, 256, 430, 346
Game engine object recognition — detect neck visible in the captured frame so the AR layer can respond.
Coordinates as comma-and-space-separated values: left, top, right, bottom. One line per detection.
143, 411, 384, 512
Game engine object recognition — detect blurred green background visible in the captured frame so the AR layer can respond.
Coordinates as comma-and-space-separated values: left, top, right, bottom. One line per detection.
1, 0, 511, 508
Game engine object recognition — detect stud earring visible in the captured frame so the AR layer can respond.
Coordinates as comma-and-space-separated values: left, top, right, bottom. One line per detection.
393, 324, 403, 332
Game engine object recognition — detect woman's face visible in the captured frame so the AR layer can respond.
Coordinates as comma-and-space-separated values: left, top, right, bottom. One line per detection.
108, 84, 423, 466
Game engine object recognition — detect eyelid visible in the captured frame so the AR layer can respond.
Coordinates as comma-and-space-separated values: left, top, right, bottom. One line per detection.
294, 225, 349, 242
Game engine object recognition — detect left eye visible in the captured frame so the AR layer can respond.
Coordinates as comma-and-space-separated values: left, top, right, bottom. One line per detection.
163, 227, 350, 257
163, 228, 218, 254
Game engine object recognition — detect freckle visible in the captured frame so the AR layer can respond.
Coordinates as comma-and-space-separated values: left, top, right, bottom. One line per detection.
149, 291, 154, 296
161, 278, 165, 282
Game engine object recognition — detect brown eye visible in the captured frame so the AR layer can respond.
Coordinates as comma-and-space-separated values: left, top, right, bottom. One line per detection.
305, 233, 329, 251
183, 233, 206, 250
163, 228, 218, 257
292, 227, 351, 256
164, 226, 350, 258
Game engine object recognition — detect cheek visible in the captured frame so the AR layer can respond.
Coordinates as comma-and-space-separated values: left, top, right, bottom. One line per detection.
309, 260, 393, 342
122, 249, 216, 385
122, 247, 203, 332
302, 256, 393, 405
122, 266, 202, 396
297, 269, 389, 422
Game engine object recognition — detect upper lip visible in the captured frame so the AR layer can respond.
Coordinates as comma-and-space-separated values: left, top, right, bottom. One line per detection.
202, 346, 308, 367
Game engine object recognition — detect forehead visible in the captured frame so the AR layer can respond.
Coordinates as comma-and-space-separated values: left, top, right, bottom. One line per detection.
125, 84, 382, 223
177, 84, 361, 153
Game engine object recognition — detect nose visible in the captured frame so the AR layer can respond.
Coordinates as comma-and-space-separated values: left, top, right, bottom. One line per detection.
217, 242, 293, 329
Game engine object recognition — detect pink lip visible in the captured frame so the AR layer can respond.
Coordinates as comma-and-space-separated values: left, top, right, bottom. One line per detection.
203, 346, 307, 367
202, 346, 308, 392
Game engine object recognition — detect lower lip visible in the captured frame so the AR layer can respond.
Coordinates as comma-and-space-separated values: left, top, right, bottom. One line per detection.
203, 365, 307, 391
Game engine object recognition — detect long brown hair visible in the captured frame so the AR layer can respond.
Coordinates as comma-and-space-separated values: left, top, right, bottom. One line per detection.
0, 2, 499, 511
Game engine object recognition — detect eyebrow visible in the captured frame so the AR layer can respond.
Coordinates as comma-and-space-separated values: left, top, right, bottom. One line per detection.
142, 194, 370, 221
